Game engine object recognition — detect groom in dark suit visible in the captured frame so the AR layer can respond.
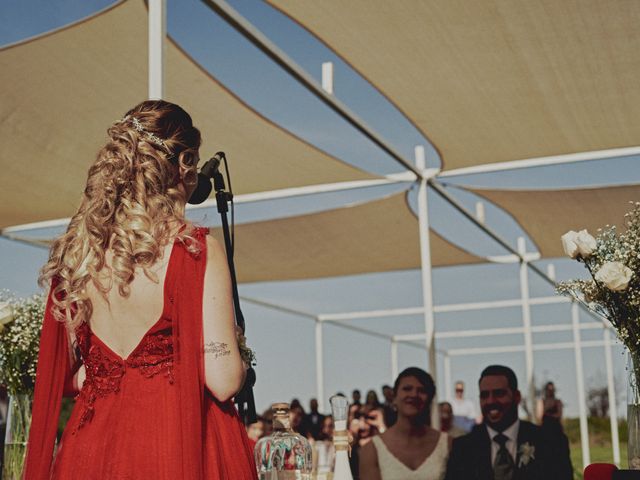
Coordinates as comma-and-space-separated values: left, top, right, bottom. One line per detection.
444, 365, 572, 480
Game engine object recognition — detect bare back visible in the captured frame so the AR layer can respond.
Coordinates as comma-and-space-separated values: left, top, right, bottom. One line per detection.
85, 240, 175, 360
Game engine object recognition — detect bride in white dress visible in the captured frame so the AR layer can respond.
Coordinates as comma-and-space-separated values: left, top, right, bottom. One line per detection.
359, 368, 450, 480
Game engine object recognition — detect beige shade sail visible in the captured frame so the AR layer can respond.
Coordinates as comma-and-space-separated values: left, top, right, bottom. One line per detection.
0, 0, 375, 229
209, 191, 483, 283
267, 0, 640, 171
468, 184, 640, 258
5, 191, 484, 280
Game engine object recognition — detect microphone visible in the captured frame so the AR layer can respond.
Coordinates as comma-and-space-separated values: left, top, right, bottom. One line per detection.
188, 152, 225, 205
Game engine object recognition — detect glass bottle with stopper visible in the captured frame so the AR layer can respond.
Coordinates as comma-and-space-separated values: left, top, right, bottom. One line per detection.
330, 394, 354, 480
254, 402, 312, 479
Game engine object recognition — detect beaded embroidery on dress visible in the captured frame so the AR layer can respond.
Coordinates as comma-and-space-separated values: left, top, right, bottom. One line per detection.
73, 316, 174, 432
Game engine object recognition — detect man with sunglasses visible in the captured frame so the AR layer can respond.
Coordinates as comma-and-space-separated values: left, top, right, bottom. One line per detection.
451, 381, 477, 432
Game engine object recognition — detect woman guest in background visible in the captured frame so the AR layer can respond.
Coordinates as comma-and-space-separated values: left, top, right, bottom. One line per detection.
23, 100, 256, 479
438, 402, 466, 439
365, 389, 382, 409
360, 367, 450, 480
536, 381, 563, 426
536, 380, 571, 464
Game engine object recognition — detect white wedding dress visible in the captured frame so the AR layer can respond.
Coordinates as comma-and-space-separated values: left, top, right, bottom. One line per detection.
372, 432, 449, 480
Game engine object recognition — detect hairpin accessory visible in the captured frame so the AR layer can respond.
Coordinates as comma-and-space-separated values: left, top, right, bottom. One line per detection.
121, 115, 172, 156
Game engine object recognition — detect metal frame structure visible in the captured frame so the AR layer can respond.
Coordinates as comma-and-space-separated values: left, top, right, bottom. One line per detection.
148, 0, 165, 100
0, 1, 628, 472
242, 283, 623, 468
75, 0, 640, 468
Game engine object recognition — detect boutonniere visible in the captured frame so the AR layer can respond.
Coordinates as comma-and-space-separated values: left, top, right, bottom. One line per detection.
518, 442, 535, 467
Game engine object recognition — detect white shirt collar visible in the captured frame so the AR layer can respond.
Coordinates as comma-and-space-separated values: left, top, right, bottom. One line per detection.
486, 418, 520, 443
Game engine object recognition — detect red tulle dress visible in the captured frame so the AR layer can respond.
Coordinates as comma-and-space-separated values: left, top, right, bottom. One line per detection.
23, 227, 258, 479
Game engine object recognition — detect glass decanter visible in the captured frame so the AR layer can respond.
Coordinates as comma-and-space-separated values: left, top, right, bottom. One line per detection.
254, 402, 312, 479
330, 394, 354, 480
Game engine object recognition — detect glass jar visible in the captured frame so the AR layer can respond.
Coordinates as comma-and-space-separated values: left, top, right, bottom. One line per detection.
628, 350, 640, 469
254, 402, 312, 479
3, 394, 32, 480
330, 394, 353, 480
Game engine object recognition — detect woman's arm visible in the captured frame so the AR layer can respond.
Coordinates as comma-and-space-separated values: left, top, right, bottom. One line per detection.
359, 440, 383, 480
62, 347, 84, 396
202, 234, 245, 402
535, 398, 544, 424
73, 364, 86, 391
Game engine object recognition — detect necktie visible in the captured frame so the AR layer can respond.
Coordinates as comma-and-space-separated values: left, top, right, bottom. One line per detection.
493, 433, 515, 480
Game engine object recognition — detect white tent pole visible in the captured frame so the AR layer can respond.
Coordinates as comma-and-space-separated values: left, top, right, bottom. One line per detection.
318, 295, 571, 322
572, 302, 591, 467
415, 145, 439, 427
391, 340, 399, 383
442, 339, 613, 356
315, 319, 325, 413
546, 263, 556, 281
475, 201, 485, 224
517, 237, 535, 418
321, 62, 333, 94
203, 0, 421, 177
604, 328, 621, 466
148, 0, 165, 100
444, 354, 452, 402
3, 176, 412, 235
438, 146, 640, 177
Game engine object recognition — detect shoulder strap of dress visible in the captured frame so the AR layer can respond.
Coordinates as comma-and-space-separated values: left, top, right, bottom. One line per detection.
372, 435, 391, 460
435, 431, 448, 452
168, 225, 208, 478
193, 225, 210, 241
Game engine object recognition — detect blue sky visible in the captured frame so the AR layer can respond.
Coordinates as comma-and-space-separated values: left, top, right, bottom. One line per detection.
1, 0, 637, 425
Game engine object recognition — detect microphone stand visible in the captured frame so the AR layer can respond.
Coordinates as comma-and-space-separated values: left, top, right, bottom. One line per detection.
212, 168, 257, 425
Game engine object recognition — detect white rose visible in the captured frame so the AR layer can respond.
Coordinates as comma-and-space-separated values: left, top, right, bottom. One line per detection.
0, 302, 13, 332
561, 231, 580, 258
575, 230, 597, 257
595, 262, 633, 291
561, 230, 597, 258
0, 301, 13, 325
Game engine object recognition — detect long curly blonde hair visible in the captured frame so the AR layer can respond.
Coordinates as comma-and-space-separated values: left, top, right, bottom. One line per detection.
40, 100, 202, 330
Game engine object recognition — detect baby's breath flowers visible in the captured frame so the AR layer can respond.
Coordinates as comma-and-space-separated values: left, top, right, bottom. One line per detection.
0, 291, 45, 395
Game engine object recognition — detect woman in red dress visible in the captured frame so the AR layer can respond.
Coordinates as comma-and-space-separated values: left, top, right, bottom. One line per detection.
23, 100, 257, 479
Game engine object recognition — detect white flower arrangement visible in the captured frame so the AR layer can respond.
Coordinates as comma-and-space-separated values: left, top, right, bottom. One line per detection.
556, 202, 640, 355
0, 291, 45, 395
518, 442, 535, 467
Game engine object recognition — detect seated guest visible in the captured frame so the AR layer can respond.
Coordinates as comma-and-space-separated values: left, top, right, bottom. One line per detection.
445, 365, 573, 480
245, 416, 265, 451
305, 398, 325, 440
536, 382, 563, 427
382, 384, 397, 427
312, 416, 335, 478
360, 367, 450, 480
290, 404, 309, 438
352, 389, 362, 407
439, 402, 466, 439
319, 415, 335, 442
451, 381, 477, 432
349, 409, 380, 479
366, 389, 382, 409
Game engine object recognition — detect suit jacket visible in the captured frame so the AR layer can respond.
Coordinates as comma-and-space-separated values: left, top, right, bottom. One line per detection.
304, 412, 325, 439
444, 420, 573, 480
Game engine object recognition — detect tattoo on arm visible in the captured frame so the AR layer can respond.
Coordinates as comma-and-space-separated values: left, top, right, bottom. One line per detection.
203, 341, 231, 359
